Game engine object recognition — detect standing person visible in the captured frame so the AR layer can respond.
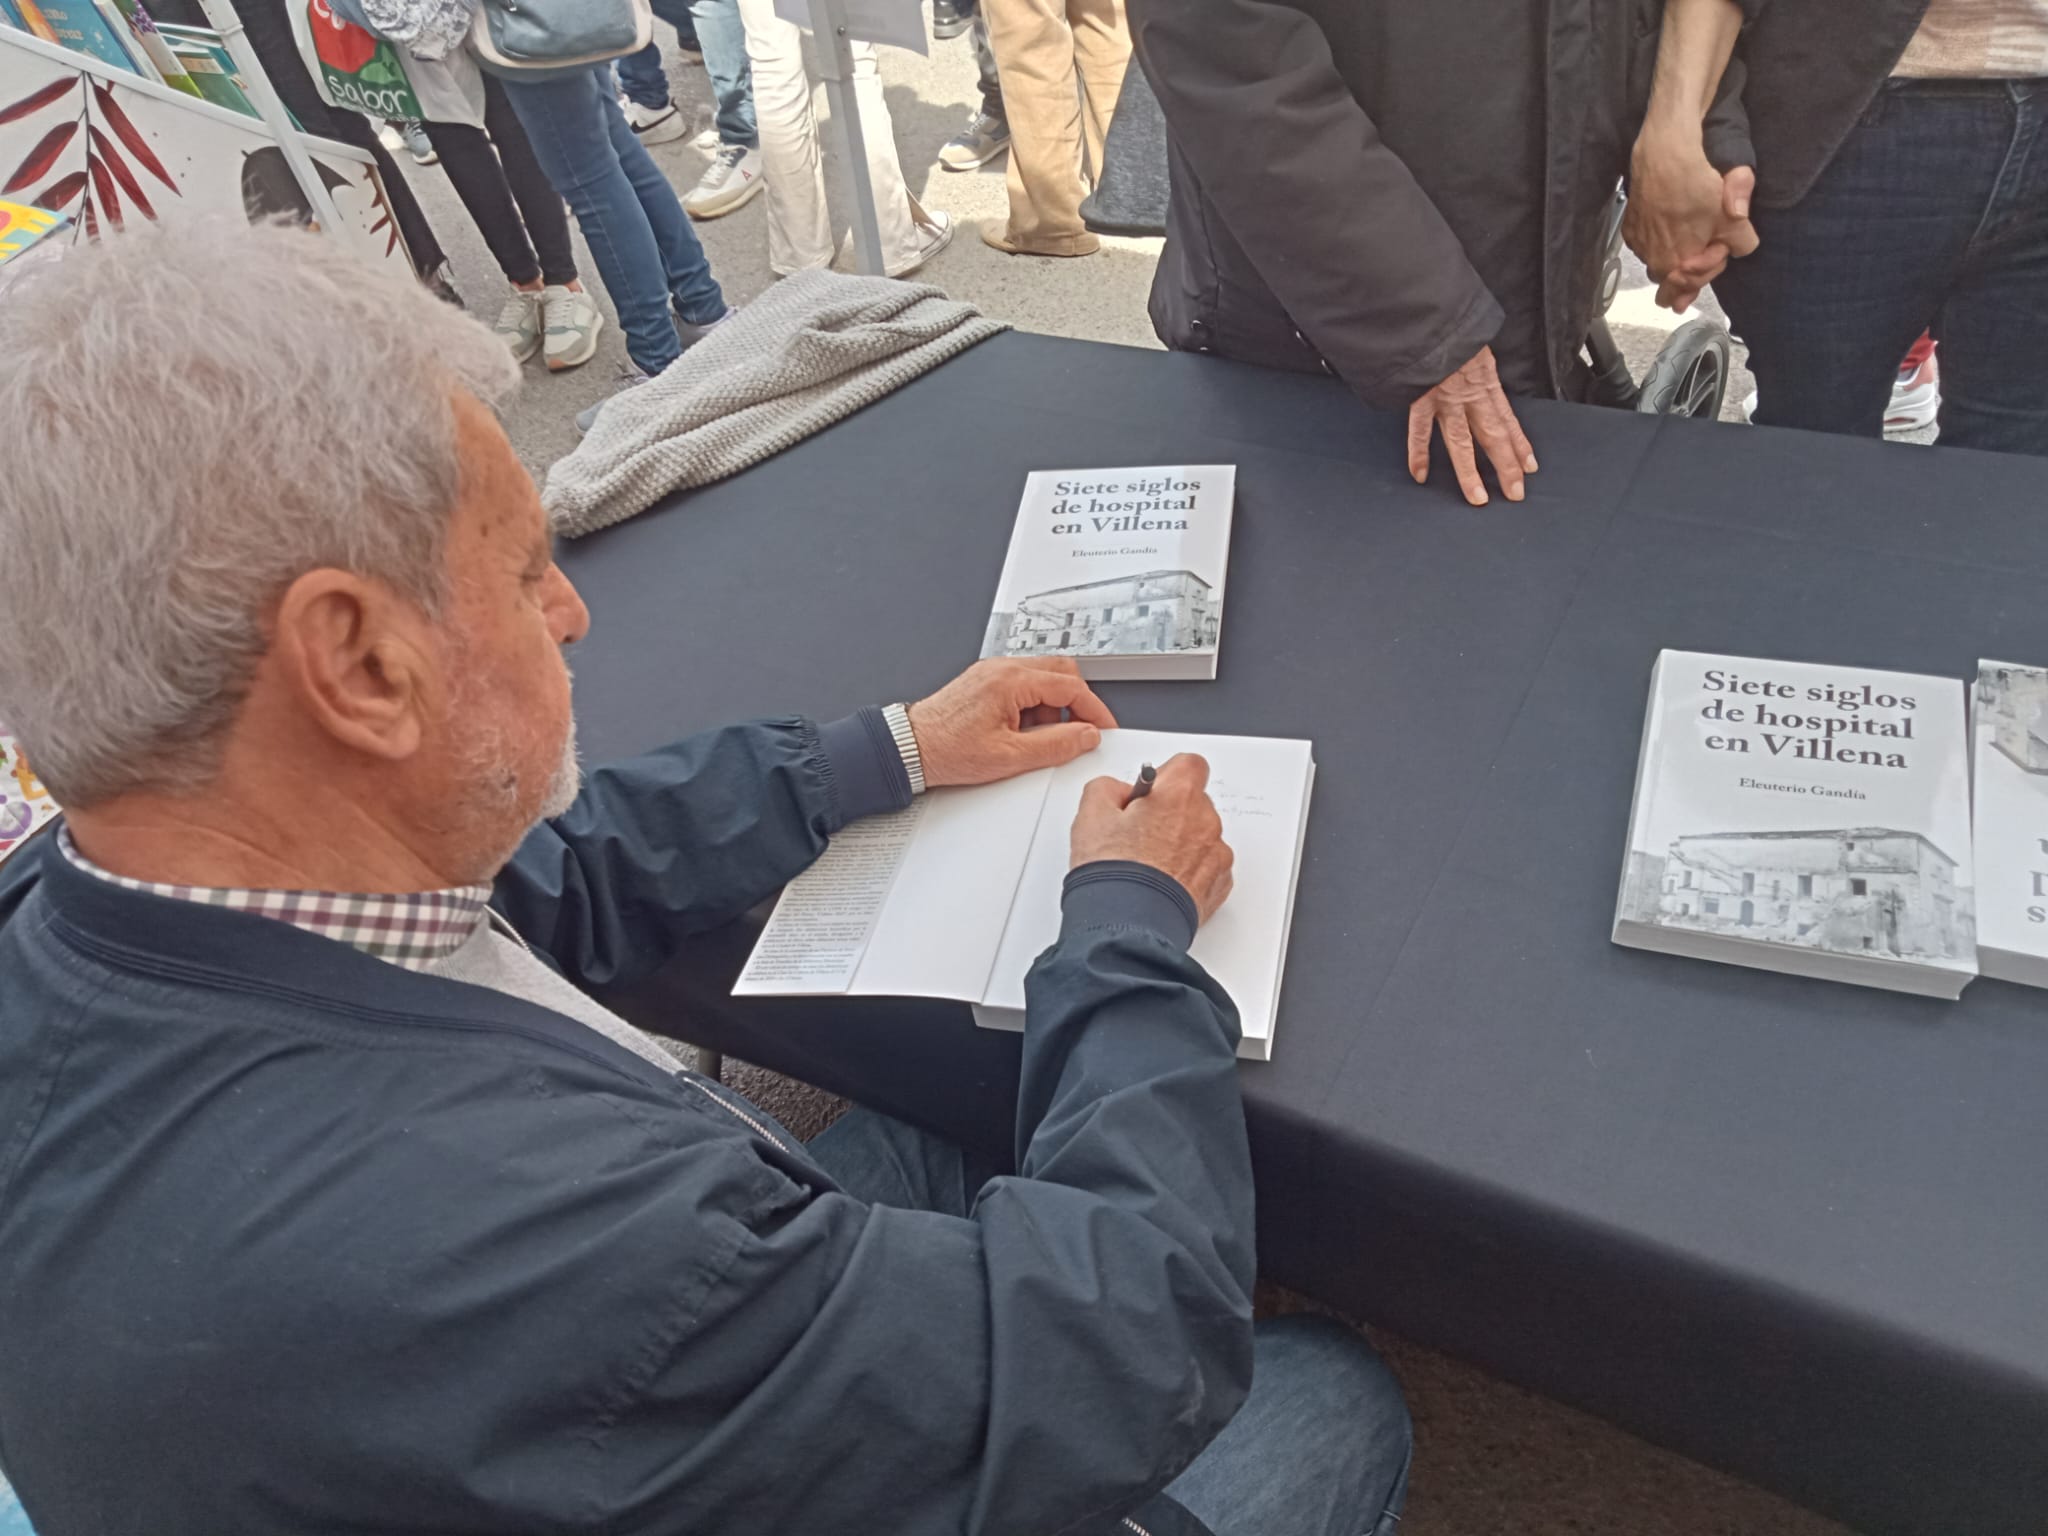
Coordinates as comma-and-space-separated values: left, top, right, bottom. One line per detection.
615, 0, 767, 217
1129, 0, 1758, 505
736, 0, 954, 276
938, 14, 1011, 170
417, 71, 605, 371
1643, 0, 2048, 455
980, 0, 1128, 256
497, 65, 734, 417
185, 0, 458, 295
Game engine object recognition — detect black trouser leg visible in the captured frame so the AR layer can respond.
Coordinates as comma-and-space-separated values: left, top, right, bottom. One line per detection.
420, 118, 544, 287
225, 0, 447, 276
480, 73, 579, 287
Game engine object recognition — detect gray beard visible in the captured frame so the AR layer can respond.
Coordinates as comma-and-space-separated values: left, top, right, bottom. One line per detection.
538, 716, 583, 821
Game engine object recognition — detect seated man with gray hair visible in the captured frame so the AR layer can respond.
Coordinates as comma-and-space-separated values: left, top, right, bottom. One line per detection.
0, 222, 1409, 1536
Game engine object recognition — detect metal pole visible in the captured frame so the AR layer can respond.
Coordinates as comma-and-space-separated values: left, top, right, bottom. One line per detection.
195, 0, 347, 234
809, 0, 887, 275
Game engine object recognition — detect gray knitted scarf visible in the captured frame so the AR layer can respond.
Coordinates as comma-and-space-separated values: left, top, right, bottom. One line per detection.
543, 270, 1009, 539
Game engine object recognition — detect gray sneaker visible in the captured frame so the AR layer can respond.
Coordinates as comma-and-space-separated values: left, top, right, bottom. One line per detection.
938, 110, 1009, 171
491, 288, 543, 364
575, 364, 650, 435
541, 285, 604, 372
676, 303, 738, 350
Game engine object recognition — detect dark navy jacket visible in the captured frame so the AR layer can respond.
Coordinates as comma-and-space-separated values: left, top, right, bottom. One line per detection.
0, 717, 1255, 1536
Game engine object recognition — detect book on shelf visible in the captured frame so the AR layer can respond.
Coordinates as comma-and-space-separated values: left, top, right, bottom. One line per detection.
157, 24, 257, 115
1613, 649, 1977, 999
6, 0, 67, 47
26, 0, 144, 71
1971, 660, 2048, 988
735, 728, 1314, 1060
0, 727, 61, 870
107, 0, 201, 94
979, 465, 1235, 681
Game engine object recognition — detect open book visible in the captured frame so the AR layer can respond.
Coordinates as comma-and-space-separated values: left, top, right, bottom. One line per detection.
734, 729, 1315, 1060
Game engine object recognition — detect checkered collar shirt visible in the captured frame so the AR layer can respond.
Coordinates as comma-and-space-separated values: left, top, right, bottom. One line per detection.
58, 828, 490, 972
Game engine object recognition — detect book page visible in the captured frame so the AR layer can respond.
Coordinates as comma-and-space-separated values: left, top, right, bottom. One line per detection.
735, 801, 929, 994
981, 730, 1315, 1043
851, 770, 1055, 1001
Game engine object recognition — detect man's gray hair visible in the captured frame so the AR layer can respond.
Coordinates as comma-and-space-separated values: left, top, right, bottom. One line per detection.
0, 219, 521, 807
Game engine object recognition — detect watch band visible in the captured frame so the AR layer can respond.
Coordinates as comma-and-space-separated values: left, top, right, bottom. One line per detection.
881, 702, 926, 796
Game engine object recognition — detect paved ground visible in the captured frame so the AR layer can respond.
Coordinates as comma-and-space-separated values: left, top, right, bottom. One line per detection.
400, 27, 1864, 1535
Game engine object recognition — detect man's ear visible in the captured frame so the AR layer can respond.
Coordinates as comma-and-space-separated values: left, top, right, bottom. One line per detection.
269, 570, 434, 764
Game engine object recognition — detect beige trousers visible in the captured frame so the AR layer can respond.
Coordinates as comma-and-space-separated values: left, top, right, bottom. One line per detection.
984, 0, 1130, 254
736, 0, 928, 275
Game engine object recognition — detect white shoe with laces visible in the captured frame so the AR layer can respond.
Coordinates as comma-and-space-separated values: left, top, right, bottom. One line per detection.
491, 289, 542, 363
684, 144, 764, 218
542, 285, 604, 372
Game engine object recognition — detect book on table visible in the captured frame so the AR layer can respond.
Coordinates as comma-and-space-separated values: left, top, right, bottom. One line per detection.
734, 728, 1314, 1060
1971, 660, 2048, 989
979, 465, 1235, 681
1612, 649, 1977, 998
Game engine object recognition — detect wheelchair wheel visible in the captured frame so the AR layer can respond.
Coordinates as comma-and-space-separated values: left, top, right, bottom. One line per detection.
1636, 317, 1733, 419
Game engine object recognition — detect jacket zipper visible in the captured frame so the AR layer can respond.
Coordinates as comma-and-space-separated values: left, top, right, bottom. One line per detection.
1122, 1520, 1153, 1536
681, 1074, 796, 1156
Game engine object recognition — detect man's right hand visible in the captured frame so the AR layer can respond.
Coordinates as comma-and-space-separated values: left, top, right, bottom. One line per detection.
1069, 753, 1235, 926
1626, 131, 1759, 312
1407, 346, 1539, 508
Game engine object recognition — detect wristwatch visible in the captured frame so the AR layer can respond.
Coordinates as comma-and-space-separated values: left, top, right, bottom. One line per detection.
881, 702, 926, 796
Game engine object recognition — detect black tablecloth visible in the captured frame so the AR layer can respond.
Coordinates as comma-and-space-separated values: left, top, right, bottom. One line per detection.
557, 332, 2048, 1536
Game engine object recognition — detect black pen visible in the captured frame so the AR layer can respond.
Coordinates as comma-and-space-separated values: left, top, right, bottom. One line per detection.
1128, 762, 1157, 802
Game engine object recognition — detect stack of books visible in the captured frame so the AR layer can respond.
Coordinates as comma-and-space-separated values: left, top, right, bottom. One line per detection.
0, 0, 257, 115
1614, 651, 2047, 997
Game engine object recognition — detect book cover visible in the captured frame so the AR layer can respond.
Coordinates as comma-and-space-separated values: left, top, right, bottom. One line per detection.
979, 465, 1236, 681
108, 0, 200, 94
161, 28, 258, 116
32, 0, 144, 71
0, 726, 61, 868
1972, 660, 2048, 987
6, 0, 64, 44
1613, 650, 1976, 997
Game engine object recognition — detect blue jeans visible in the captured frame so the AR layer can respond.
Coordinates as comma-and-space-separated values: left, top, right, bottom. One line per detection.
1, 1477, 33, 1535
806, 1109, 1413, 1536
616, 0, 759, 150
500, 65, 727, 375
1715, 78, 2048, 456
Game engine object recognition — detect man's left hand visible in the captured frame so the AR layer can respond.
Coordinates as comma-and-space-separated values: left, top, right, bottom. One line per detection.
909, 658, 1117, 787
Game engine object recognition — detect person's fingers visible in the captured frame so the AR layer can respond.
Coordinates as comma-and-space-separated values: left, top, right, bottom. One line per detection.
1502, 397, 1538, 477
1156, 751, 1211, 795
1019, 703, 1061, 729
1077, 774, 1132, 815
1008, 719, 1103, 770
1673, 240, 1728, 281
1406, 397, 1434, 484
1442, 410, 1488, 507
1722, 216, 1760, 260
1655, 273, 1702, 313
1013, 667, 1118, 729
1473, 412, 1526, 502
1723, 164, 1755, 222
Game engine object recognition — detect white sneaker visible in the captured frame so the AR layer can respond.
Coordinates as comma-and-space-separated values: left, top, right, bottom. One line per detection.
888, 208, 953, 277
491, 289, 542, 363
542, 285, 604, 372
684, 144, 764, 218
692, 126, 721, 152
623, 98, 688, 146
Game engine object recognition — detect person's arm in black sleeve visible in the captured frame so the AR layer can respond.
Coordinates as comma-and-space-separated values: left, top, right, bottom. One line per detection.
594, 859, 1255, 1536
489, 709, 910, 990
1129, 0, 1537, 507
